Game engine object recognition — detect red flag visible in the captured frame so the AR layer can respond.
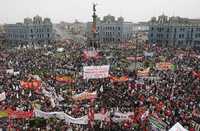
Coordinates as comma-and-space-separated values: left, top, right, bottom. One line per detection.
192, 71, 200, 79
88, 107, 94, 128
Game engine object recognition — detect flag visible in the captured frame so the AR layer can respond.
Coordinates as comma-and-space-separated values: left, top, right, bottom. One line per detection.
148, 116, 167, 130
137, 68, 150, 77
88, 107, 95, 128
0, 92, 6, 101
192, 71, 200, 79
171, 64, 177, 71
141, 110, 149, 121
0, 111, 8, 118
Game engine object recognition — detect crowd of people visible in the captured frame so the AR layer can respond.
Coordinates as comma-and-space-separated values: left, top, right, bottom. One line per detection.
0, 41, 200, 131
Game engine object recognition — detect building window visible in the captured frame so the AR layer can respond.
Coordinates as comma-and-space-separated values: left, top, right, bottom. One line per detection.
167, 28, 170, 32
174, 28, 176, 32
151, 27, 154, 30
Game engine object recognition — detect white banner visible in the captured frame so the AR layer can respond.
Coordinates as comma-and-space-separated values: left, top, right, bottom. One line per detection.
34, 109, 88, 125
169, 122, 188, 131
34, 109, 133, 124
144, 51, 154, 57
6, 69, 20, 76
6, 69, 14, 74
72, 91, 97, 101
0, 92, 6, 101
112, 112, 134, 122
57, 48, 64, 52
83, 65, 110, 79
83, 50, 98, 58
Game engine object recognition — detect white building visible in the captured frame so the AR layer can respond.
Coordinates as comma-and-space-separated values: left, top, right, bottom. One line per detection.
133, 22, 149, 33
148, 14, 200, 48
86, 15, 133, 43
5, 15, 54, 45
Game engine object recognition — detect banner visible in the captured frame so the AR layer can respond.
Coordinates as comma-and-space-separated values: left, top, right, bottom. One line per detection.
34, 109, 88, 125
118, 43, 136, 49
169, 122, 188, 131
112, 112, 134, 123
148, 116, 167, 130
6, 69, 14, 74
83, 65, 110, 79
83, 50, 99, 59
0, 92, 6, 101
137, 68, 150, 77
55, 76, 75, 83
126, 56, 144, 61
13, 71, 20, 76
191, 120, 200, 131
72, 91, 97, 101
0, 111, 8, 118
57, 48, 64, 52
34, 109, 134, 125
110, 76, 129, 82
144, 51, 154, 57
6, 69, 20, 76
156, 62, 173, 71
20, 80, 41, 90
159, 56, 167, 62
8, 110, 33, 119
192, 71, 200, 79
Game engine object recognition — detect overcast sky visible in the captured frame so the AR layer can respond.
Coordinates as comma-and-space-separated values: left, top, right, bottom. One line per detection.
0, 0, 199, 24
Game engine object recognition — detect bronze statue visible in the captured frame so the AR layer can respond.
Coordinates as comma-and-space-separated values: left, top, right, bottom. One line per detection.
93, 4, 96, 12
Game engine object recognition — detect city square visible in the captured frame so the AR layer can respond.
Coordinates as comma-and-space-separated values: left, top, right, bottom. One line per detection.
0, 0, 200, 130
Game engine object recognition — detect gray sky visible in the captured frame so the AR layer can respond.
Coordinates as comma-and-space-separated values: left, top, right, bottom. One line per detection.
0, 0, 199, 24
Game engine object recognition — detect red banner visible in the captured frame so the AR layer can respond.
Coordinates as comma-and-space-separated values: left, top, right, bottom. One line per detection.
192, 71, 200, 79
110, 76, 129, 82
156, 62, 172, 71
8, 110, 33, 119
55, 76, 75, 83
20, 80, 41, 90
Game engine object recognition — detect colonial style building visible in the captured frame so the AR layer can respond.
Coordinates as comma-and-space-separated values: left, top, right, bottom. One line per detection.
0, 25, 6, 43
86, 15, 133, 43
5, 15, 54, 45
148, 14, 200, 48
133, 22, 149, 33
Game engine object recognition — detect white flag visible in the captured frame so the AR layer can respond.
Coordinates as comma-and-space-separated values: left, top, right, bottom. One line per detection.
0, 92, 6, 101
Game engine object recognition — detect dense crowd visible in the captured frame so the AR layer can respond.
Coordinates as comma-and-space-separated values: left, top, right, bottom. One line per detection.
0, 41, 200, 131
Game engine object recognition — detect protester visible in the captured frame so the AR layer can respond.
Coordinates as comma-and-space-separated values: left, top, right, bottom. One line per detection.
0, 41, 200, 131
